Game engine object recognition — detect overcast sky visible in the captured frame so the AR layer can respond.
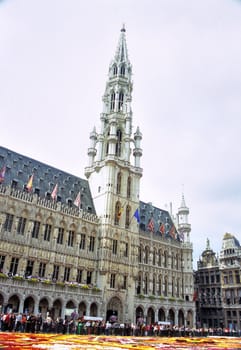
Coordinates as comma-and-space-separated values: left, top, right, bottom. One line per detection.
1, 0, 241, 267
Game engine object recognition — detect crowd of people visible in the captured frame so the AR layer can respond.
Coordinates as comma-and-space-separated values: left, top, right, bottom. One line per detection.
0, 312, 240, 337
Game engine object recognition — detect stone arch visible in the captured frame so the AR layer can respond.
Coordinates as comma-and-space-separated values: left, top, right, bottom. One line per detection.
146, 306, 155, 325
158, 308, 166, 322
52, 299, 62, 320
46, 215, 54, 225
0, 293, 4, 310
90, 302, 98, 317
78, 301, 87, 317
186, 309, 194, 328
178, 309, 185, 327
167, 308, 175, 325
23, 296, 35, 314
66, 300, 76, 309
7, 294, 20, 313
135, 305, 144, 325
39, 297, 50, 319
106, 296, 123, 323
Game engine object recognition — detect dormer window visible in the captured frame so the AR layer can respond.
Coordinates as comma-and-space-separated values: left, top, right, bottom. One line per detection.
11, 180, 18, 189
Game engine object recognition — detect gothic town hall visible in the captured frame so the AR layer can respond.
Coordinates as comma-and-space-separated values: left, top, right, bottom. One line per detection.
0, 27, 195, 327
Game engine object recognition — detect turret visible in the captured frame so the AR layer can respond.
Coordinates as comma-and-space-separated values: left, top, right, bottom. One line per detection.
177, 193, 191, 242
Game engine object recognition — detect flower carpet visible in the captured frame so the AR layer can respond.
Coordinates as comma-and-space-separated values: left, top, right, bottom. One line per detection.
0, 333, 241, 349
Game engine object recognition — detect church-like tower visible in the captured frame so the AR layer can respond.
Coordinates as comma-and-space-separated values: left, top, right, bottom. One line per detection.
85, 26, 142, 322
85, 25, 142, 222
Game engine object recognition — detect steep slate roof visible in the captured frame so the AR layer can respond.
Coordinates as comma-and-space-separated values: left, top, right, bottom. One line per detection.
0, 146, 178, 239
0, 146, 96, 214
139, 200, 180, 241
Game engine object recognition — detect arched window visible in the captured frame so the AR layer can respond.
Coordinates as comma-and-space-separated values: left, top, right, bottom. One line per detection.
153, 248, 156, 265
158, 249, 162, 267
171, 253, 174, 269
137, 273, 142, 294
116, 172, 121, 194
164, 250, 168, 268
139, 246, 143, 263
125, 205, 131, 229
113, 65, 117, 76
152, 275, 156, 295
158, 275, 162, 295
106, 130, 110, 155
118, 91, 124, 111
110, 92, 115, 111
127, 176, 131, 198
177, 278, 180, 297
144, 246, 149, 264
176, 253, 179, 270
144, 274, 148, 294
164, 276, 168, 296
115, 129, 122, 156
172, 277, 175, 297
120, 65, 125, 76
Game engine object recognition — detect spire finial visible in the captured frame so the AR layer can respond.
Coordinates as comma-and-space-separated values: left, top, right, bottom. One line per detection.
206, 238, 210, 250
121, 23, 126, 32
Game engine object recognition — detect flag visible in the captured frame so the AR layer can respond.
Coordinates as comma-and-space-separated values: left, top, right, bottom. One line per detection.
0, 165, 6, 183
179, 230, 184, 242
169, 225, 176, 239
159, 222, 165, 235
26, 174, 34, 192
51, 184, 58, 200
74, 191, 81, 208
193, 290, 198, 302
133, 208, 140, 223
147, 218, 154, 232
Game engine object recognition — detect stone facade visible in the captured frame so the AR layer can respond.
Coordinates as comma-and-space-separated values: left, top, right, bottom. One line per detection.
0, 27, 195, 326
195, 234, 241, 330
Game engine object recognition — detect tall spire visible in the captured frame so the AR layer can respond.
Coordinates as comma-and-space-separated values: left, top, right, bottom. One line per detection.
180, 193, 187, 209
85, 27, 142, 221
114, 25, 129, 64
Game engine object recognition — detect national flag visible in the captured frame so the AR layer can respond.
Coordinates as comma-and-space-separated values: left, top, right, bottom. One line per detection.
193, 290, 198, 302
0, 165, 6, 183
147, 218, 155, 232
179, 230, 184, 242
133, 208, 140, 223
169, 225, 176, 239
159, 222, 165, 235
26, 174, 34, 192
74, 191, 81, 208
51, 184, 58, 200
